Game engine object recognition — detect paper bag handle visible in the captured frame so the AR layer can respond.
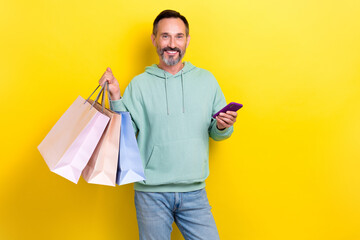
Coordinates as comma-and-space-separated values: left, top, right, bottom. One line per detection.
100, 81, 113, 110
84, 83, 107, 113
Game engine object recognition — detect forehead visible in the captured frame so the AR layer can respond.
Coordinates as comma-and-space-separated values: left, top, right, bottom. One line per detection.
157, 18, 186, 35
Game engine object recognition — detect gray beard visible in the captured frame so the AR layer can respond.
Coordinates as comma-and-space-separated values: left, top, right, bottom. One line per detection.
158, 47, 186, 66
162, 54, 181, 66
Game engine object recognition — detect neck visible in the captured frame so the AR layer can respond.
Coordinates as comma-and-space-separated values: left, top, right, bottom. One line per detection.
157, 60, 184, 75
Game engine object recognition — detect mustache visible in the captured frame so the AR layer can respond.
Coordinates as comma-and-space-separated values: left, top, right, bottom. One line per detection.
160, 47, 182, 54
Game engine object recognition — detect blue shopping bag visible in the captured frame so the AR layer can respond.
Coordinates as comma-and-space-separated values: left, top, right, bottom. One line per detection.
115, 112, 145, 185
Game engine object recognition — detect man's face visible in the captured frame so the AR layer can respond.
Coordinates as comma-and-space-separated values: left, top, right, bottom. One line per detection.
151, 18, 190, 66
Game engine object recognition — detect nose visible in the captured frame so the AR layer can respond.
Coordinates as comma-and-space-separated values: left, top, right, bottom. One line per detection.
169, 36, 175, 48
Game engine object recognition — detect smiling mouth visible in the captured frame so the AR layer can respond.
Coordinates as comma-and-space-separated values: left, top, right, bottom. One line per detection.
165, 50, 179, 55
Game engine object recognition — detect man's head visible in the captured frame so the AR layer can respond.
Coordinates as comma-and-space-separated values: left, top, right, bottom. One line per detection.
151, 10, 190, 66
153, 10, 189, 37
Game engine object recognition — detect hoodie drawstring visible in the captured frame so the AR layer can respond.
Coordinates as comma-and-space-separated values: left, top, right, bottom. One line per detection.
164, 70, 185, 115
164, 73, 169, 115
181, 70, 185, 113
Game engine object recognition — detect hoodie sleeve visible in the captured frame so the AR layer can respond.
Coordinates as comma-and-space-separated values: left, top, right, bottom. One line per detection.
110, 81, 142, 134
208, 78, 234, 141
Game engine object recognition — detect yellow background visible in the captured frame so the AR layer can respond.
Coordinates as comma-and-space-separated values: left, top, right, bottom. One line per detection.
1, 0, 359, 239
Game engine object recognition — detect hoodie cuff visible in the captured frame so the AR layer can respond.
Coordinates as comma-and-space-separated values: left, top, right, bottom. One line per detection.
110, 99, 126, 112
209, 119, 234, 141
214, 124, 232, 135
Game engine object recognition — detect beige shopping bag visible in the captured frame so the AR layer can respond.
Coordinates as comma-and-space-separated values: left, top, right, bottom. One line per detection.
82, 82, 121, 186
37, 85, 110, 183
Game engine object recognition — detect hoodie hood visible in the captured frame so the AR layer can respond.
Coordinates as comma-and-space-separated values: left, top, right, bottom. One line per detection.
145, 61, 196, 78
144, 62, 197, 115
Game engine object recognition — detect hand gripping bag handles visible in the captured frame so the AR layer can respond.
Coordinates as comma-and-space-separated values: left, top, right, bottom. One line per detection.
82, 82, 121, 186
116, 111, 145, 185
37, 84, 110, 183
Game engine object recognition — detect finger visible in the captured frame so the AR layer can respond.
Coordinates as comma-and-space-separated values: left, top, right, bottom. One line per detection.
99, 72, 108, 86
99, 78, 108, 86
98, 78, 105, 86
219, 113, 236, 122
216, 116, 231, 128
107, 67, 112, 73
217, 115, 235, 125
104, 72, 114, 83
217, 120, 230, 129
99, 72, 114, 86
226, 111, 238, 118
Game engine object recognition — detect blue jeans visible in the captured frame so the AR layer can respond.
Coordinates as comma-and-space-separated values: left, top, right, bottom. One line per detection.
134, 188, 220, 240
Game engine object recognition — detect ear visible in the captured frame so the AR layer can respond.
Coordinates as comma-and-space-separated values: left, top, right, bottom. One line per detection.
186, 35, 191, 48
151, 34, 156, 47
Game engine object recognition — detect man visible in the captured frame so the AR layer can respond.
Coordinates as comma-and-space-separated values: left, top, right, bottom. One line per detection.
99, 10, 237, 240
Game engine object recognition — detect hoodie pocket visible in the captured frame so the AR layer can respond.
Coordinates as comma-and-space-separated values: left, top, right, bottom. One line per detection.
144, 138, 208, 185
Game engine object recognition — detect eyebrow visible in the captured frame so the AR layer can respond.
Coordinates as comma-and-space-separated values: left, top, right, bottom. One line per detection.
160, 32, 185, 36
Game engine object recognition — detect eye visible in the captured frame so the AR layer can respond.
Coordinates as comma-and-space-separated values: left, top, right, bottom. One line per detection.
162, 35, 169, 39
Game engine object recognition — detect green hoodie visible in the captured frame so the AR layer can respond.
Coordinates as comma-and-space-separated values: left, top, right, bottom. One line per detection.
110, 62, 233, 192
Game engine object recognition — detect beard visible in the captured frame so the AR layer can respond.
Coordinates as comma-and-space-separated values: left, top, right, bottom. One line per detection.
157, 46, 186, 66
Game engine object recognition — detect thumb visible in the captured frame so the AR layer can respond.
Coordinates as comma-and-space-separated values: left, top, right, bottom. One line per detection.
106, 67, 112, 73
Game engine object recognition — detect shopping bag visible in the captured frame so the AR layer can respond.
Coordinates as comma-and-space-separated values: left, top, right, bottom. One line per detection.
82, 82, 121, 186
38, 85, 110, 183
116, 111, 145, 185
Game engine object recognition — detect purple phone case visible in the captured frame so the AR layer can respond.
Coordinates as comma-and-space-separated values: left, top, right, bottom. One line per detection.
212, 102, 243, 118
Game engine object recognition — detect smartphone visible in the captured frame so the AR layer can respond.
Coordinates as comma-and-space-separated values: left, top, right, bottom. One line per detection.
212, 102, 243, 118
